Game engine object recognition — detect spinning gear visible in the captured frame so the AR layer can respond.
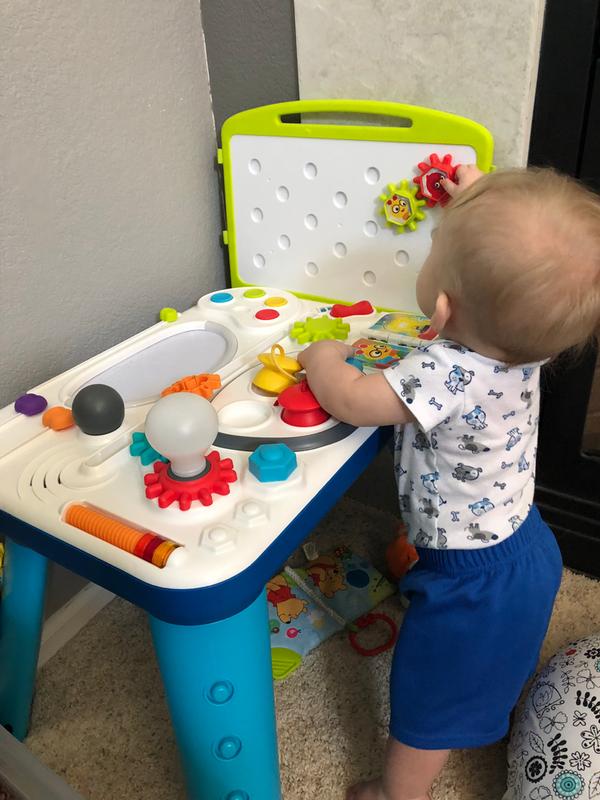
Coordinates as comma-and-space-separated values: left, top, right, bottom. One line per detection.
161, 373, 221, 399
144, 453, 237, 510
413, 153, 458, 207
143, 393, 237, 510
380, 180, 426, 232
289, 316, 350, 344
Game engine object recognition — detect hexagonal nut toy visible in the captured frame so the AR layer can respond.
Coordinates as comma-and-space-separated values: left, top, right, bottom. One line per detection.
248, 443, 297, 483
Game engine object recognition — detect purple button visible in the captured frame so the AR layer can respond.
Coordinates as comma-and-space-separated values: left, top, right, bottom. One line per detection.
15, 393, 48, 416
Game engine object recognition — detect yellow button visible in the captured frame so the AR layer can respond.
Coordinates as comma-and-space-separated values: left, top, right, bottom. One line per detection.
264, 296, 288, 307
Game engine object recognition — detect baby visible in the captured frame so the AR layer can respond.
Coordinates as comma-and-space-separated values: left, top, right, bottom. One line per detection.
298, 165, 600, 800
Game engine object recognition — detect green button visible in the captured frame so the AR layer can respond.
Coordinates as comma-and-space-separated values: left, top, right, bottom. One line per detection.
243, 288, 266, 299
159, 307, 178, 322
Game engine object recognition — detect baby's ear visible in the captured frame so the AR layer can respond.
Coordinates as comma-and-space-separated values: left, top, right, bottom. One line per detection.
430, 291, 452, 332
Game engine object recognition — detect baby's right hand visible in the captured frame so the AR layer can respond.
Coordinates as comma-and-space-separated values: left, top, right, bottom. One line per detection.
442, 164, 484, 198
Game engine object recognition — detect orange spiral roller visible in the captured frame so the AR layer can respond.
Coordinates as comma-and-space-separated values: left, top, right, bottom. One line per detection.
64, 505, 180, 568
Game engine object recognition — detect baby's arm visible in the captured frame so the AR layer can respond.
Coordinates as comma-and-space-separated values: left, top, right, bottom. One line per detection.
298, 341, 415, 427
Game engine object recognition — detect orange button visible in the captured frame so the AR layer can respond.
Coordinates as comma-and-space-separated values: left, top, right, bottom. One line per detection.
42, 406, 75, 431
264, 296, 288, 307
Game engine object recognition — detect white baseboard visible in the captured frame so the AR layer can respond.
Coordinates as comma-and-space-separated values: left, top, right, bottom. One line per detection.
39, 584, 115, 668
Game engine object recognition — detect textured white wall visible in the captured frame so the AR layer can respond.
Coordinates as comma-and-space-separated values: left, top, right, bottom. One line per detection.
1, 0, 224, 615
294, 0, 546, 167
1, 0, 224, 409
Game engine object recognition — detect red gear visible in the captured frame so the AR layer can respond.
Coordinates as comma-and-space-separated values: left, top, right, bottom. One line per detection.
413, 153, 458, 207
144, 451, 237, 510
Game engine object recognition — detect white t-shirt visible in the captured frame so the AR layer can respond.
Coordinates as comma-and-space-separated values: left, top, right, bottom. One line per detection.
383, 340, 542, 549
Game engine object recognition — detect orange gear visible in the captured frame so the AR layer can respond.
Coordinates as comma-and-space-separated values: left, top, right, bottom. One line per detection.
161, 373, 221, 399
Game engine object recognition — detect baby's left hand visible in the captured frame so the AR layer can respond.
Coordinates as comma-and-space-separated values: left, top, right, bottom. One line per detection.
297, 340, 354, 370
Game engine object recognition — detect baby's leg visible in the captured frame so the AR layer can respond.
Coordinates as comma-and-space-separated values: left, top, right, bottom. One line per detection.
346, 737, 449, 800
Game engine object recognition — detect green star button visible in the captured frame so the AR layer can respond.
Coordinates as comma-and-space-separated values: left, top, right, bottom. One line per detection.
289, 316, 350, 344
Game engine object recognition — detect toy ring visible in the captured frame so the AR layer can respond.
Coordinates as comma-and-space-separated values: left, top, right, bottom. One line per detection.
348, 612, 398, 657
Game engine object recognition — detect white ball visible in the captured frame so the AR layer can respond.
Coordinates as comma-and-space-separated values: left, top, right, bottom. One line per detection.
145, 394, 218, 477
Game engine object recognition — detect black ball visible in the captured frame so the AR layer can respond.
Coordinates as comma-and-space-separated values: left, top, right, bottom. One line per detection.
72, 384, 125, 435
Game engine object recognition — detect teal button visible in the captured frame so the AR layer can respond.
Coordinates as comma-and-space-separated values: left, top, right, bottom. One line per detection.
216, 736, 242, 760
208, 681, 234, 704
211, 292, 234, 303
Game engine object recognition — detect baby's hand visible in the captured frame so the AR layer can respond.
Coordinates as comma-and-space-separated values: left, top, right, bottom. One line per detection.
442, 164, 484, 198
298, 340, 354, 370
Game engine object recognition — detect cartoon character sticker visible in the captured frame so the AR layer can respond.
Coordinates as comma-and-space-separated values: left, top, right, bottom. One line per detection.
266, 575, 308, 623
352, 338, 407, 370
413, 154, 457, 207
306, 556, 347, 599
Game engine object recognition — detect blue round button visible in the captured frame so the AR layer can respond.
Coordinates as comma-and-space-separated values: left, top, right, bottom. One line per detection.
216, 736, 242, 760
210, 292, 234, 303
226, 792, 249, 800
208, 681, 234, 705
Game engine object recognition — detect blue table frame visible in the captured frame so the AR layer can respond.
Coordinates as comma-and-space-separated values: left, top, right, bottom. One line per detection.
0, 427, 388, 800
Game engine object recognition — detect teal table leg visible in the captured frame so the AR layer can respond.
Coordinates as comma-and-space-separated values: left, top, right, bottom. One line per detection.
149, 590, 280, 800
0, 538, 48, 739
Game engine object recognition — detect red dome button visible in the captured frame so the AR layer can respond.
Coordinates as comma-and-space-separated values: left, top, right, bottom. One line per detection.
255, 309, 280, 321
275, 380, 330, 427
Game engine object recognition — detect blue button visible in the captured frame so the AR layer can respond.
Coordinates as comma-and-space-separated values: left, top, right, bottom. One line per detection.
210, 292, 234, 303
226, 792, 249, 800
217, 736, 242, 760
208, 681, 234, 704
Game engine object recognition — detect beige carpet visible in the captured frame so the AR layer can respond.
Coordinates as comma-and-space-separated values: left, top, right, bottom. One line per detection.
26, 497, 600, 800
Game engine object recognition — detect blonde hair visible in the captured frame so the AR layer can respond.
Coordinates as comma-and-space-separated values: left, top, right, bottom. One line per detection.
438, 168, 600, 363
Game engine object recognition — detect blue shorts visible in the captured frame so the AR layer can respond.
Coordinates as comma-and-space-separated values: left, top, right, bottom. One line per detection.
390, 505, 563, 750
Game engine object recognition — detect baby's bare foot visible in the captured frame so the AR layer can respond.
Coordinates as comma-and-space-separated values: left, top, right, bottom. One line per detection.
346, 779, 386, 800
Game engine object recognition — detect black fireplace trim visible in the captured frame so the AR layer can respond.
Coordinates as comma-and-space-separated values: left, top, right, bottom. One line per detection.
529, 0, 600, 577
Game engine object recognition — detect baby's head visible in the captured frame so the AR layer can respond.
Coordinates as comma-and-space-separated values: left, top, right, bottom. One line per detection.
417, 168, 600, 363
